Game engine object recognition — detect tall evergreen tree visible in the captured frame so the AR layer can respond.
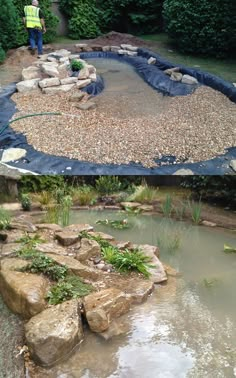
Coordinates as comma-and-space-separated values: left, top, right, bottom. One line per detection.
0, 0, 18, 51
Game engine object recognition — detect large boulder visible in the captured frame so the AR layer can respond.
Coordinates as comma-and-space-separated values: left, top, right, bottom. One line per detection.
42, 84, 75, 94
55, 231, 79, 246
83, 288, 131, 333
46, 253, 101, 281
25, 299, 83, 367
41, 64, 59, 78
76, 238, 100, 262
38, 78, 60, 88
76, 79, 92, 89
0, 258, 48, 318
22, 66, 42, 81
78, 67, 90, 80
16, 78, 40, 93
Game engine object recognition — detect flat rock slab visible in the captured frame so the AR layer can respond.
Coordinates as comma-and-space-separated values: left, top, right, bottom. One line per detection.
46, 253, 101, 280
55, 231, 79, 246
36, 242, 69, 256
173, 168, 194, 175
0, 258, 48, 318
132, 243, 160, 258
25, 299, 83, 367
1, 148, 27, 163
83, 288, 131, 333
77, 101, 96, 111
10, 221, 37, 233
0, 242, 21, 257
16, 78, 40, 92
63, 224, 93, 233
120, 202, 141, 209
35, 223, 62, 232
88, 231, 115, 241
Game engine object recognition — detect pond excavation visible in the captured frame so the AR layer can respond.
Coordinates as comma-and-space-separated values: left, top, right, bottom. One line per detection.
0, 44, 236, 174
1, 209, 236, 377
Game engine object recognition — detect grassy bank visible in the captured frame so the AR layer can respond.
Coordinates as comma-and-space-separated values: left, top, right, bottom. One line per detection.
141, 34, 236, 83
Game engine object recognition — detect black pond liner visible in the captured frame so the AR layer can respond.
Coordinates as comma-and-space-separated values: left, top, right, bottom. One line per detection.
0, 49, 236, 175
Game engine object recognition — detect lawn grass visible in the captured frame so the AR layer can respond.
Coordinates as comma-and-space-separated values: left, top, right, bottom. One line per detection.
141, 33, 236, 83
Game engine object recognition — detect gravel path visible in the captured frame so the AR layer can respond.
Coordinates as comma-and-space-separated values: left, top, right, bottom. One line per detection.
11, 86, 236, 168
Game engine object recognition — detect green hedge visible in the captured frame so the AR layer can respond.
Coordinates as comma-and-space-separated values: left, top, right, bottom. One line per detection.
59, 0, 100, 39
163, 0, 236, 57
0, 44, 6, 63
0, 0, 18, 52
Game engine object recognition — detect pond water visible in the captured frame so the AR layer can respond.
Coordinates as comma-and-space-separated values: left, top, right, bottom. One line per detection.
85, 58, 170, 118
33, 210, 236, 378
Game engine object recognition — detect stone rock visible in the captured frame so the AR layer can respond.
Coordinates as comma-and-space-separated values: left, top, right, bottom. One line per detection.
42, 84, 75, 94
76, 238, 100, 262
110, 46, 120, 52
120, 202, 141, 209
53, 49, 71, 57
181, 74, 198, 85
102, 46, 110, 52
77, 101, 96, 111
76, 79, 92, 89
46, 253, 101, 280
10, 220, 37, 233
96, 263, 105, 270
86, 65, 96, 74
0, 258, 48, 318
163, 263, 180, 277
0, 203, 22, 211
41, 64, 59, 78
82, 46, 93, 52
36, 242, 68, 256
0, 242, 21, 257
88, 231, 114, 242
3, 230, 25, 243
147, 57, 156, 65
201, 220, 217, 227
164, 67, 180, 75
89, 73, 97, 82
99, 318, 129, 340
233, 82, 236, 87
58, 63, 70, 79
47, 56, 57, 62
133, 244, 160, 258
37, 53, 48, 61
83, 288, 131, 332
78, 67, 90, 80
59, 57, 69, 64
35, 223, 62, 232
120, 44, 138, 52
116, 241, 131, 250
69, 92, 86, 102
38, 78, 60, 88
91, 45, 102, 51
75, 44, 88, 48
136, 245, 166, 283
127, 51, 138, 56
139, 205, 154, 212
1, 148, 26, 163
170, 72, 183, 82
173, 168, 194, 175
55, 231, 79, 246
118, 50, 127, 55
16, 78, 40, 93
22, 66, 41, 81
60, 77, 78, 85
25, 299, 83, 367
69, 54, 81, 61
229, 160, 236, 172
64, 224, 93, 233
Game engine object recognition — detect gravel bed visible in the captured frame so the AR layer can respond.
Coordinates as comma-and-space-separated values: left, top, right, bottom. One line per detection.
11, 86, 236, 168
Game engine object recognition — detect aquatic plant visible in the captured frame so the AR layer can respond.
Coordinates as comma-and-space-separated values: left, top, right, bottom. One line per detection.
47, 275, 92, 305
189, 200, 202, 224
223, 244, 236, 253
0, 207, 11, 230
95, 176, 121, 195
37, 190, 54, 207
71, 185, 97, 205
161, 194, 173, 217
60, 195, 72, 226
20, 193, 32, 211
124, 206, 142, 215
127, 184, 159, 204
20, 254, 68, 281
44, 204, 60, 224
174, 200, 188, 220
203, 277, 221, 288
156, 225, 182, 254
96, 219, 129, 229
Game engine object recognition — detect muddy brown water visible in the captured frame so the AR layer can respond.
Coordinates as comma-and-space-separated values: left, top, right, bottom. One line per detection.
30, 210, 236, 378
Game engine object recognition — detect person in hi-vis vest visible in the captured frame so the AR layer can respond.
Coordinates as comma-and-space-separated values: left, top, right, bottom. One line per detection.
23, 0, 46, 56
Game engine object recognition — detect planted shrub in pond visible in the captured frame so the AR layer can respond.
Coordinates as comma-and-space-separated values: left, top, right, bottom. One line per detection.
20, 254, 68, 281
70, 59, 84, 72
44, 204, 60, 224
161, 194, 173, 217
95, 176, 121, 195
0, 208, 11, 230
96, 219, 129, 229
189, 200, 202, 224
60, 195, 72, 226
46, 275, 93, 305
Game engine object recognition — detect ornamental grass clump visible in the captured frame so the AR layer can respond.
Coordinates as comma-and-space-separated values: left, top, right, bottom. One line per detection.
0, 208, 11, 230
47, 275, 93, 305
127, 184, 159, 204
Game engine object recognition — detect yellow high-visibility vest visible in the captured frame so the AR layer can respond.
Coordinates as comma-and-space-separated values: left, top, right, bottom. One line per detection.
24, 5, 42, 28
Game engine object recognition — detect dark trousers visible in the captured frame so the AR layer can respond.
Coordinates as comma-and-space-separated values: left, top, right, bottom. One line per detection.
28, 28, 43, 55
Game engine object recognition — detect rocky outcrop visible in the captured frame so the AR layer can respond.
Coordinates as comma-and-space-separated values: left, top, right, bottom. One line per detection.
0, 258, 48, 318
76, 238, 100, 262
25, 299, 83, 366
22, 66, 42, 81
83, 288, 131, 332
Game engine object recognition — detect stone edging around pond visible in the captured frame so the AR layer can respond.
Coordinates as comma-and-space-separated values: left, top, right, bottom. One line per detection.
0, 218, 179, 368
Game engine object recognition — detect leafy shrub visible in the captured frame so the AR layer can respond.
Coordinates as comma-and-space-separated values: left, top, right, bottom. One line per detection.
19, 176, 65, 193
70, 59, 84, 72
47, 275, 92, 304
13, 0, 59, 46
0, 0, 18, 52
20, 254, 68, 281
71, 185, 97, 206
127, 184, 159, 203
0, 208, 11, 230
163, 0, 236, 57
0, 44, 6, 63
59, 0, 100, 39
20, 193, 31, 211
95, 176, 121, 195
